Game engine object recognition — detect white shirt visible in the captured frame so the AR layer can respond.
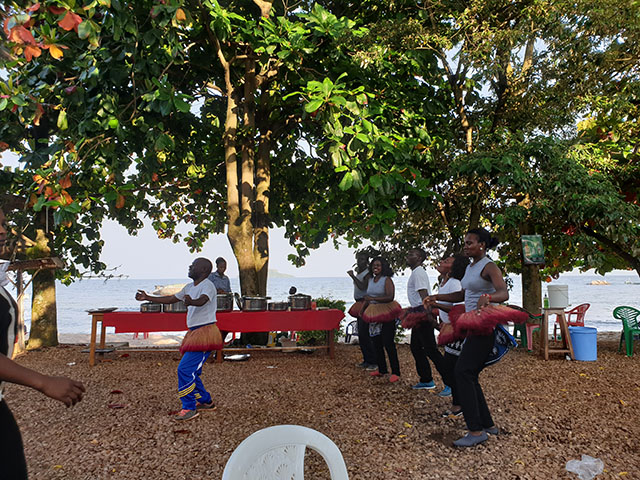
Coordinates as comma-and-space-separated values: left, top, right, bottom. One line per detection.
353, 269, 368, 300
174, 279, 217, 328
407, 266, 431, 307
437, 278, 462, 323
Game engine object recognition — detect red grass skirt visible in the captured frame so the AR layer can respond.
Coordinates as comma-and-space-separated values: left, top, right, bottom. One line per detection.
348, 300, 366, 318
180, 323, 223, 354
400, 306, 437, 329
453, 304, 530, 337
361, 301, 403, 323
436, 305, 466, 345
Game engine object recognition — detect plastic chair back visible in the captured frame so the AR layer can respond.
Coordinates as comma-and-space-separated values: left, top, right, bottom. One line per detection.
565, 303, 590, 327
344, 320, 358, 344
614, 306, 640, 330
222, 425, 349, 480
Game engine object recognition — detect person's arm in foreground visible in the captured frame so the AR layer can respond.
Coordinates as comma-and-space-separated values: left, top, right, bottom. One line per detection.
0, 354, 85, 407
424, 289, 465, 307
135, 291, 179, 304
183, 294, 210, 307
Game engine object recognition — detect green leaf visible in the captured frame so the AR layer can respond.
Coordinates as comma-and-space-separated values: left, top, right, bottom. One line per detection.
305, 99, 323, 113
57, 110, 68, 130
338, 171, 353, 190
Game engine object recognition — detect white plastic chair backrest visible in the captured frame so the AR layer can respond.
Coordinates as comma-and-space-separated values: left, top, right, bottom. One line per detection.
222, 425, 349, 480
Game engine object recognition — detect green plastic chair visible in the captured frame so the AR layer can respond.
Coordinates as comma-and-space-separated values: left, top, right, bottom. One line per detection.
613, 306, 640, 357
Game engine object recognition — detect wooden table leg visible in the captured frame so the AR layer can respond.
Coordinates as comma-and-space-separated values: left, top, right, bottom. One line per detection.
327, 329, 335, 359
541, 311, 549, 360
558, 312, 575, 360
216, 349, 223, 363
89, 313, 98, 367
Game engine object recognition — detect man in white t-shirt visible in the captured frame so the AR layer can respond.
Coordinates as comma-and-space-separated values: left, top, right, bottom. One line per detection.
136, 257, 221, 421
406, 248, 448, 393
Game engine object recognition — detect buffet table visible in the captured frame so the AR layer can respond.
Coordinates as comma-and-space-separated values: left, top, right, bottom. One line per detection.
87, 309, 344, 366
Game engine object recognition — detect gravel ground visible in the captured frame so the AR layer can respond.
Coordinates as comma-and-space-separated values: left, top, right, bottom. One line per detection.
6, 334, 640, 480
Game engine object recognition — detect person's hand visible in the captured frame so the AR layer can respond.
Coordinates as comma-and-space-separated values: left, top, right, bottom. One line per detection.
135, 290, 148, 301
477, 294, 491, 311
423, 295, 437, 308
40, 376, 85, 407
183, 294, 193, 306
347, 270, 354, 277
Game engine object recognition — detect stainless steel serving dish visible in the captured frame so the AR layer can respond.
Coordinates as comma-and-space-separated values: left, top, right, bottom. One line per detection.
217, 293, 234, 312
140, 302, 162, 313
268, 301, 289, 311
234, 293, 270, 311
163, 301, 187, 313
288, 293, 312, 310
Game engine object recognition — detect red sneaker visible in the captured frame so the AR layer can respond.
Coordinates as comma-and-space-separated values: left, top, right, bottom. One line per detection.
370, 370, 383, 377
175, 409, 199, 421
389, 374, 400, 383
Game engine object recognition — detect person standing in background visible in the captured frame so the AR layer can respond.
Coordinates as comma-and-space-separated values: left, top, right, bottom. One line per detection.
361, 257, 403, 383
405, 248, 449, 394
137, 257, 222, 421
347, 252, 376, 370
208, 257, 231, 294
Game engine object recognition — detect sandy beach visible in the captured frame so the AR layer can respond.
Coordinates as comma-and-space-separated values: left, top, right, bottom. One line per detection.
6, 333, 640, 479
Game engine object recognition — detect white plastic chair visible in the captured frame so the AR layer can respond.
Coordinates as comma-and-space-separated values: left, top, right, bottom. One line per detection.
222, 425, 349, 480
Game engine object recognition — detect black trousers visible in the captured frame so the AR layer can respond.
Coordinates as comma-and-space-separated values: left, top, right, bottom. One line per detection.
371, 321, 400, 375
356, 317, 376, 365
410, 323, 448, 384
441, 352, 460, 406
0, 400, 28, 479
455, 333, 495, 431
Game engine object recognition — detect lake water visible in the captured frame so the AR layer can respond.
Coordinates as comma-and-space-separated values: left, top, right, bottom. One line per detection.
11, 272, 640, 334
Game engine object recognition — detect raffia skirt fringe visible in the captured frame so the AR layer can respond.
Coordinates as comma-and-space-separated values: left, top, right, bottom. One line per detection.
348, 300, 366, 318
361, 301, 403, 323
180, 323, 223, 354
400, 305, 437, 329
438, 304, 530, 345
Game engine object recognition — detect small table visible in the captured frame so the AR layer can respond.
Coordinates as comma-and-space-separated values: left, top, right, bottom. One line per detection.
540, 308, 575, 360
87, 309, 344, 366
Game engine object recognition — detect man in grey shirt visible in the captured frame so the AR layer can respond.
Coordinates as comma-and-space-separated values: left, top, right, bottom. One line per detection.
209, 257, 231, 293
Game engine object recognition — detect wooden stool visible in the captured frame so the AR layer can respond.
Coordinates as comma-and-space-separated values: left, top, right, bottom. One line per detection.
540, 308, 574, 360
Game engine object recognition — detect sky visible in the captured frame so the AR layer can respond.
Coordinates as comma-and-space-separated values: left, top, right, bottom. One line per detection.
100, 218, 361, 279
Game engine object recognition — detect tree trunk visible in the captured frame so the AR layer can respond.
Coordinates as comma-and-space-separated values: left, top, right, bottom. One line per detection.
27, 224, 58, 349
522, 263, 541, 315
520, 222, 541, 315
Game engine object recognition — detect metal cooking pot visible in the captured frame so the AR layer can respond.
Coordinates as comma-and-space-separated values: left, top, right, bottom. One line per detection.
140, 302, 162, 313
163, 301, 187, 313
217, 293, 234, 312
234, 293, 269, 311
288, 293, 311, 310
268, 301, 289, 311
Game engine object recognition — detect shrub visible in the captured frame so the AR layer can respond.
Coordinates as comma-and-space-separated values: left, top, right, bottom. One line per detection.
296, 297, 345, 346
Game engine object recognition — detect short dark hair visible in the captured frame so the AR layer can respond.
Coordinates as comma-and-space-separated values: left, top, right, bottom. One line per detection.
368, 256, 394, 277
466, 228, 499, 250
196, 258, 213, 276
216, 257, 226, 265
450, 255, 470, 280
409, 248, 426, 262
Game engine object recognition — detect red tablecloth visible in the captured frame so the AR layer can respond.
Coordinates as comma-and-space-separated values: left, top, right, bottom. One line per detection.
101, 309, 344, 334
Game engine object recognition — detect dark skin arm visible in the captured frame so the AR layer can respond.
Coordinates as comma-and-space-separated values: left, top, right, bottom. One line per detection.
363, 277, 395, 303
135, 291, 179, 304
424, 289, 465, 307
347, 270, 369, 292
184, 294, 210, 307
0, 354, 85, 407
476, 262, 509, 309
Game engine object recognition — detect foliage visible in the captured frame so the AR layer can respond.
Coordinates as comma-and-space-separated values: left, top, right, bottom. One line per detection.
296, 296, 345, 345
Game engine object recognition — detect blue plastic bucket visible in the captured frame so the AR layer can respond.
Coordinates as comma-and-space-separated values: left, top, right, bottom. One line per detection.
569, 326, 597, 361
